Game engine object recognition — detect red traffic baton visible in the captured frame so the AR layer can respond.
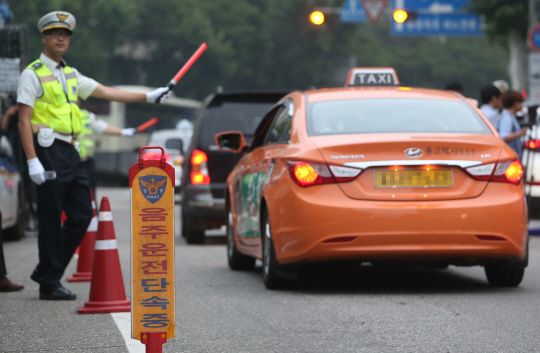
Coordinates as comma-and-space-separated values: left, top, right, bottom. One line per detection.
168, 42, 208, 89
154, 42, 208, 103
136, 117, 159, 132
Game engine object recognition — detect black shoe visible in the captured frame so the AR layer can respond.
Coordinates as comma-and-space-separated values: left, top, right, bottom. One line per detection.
39, 287, 76, 300
30, 269, 41, 283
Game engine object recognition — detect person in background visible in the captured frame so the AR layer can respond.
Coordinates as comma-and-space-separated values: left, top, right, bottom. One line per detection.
479, 84, 503, 127
499, 90, 527, 160
77, 102, 136, 196
445, 80, 478, 107
0, 212, 24, 292
0, 125, 23, 292
17, 11, 171, 300
445, 81, 464, 94
1, 95, 38, 232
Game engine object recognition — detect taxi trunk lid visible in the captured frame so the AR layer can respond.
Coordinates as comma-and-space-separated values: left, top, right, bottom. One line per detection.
311, 133, 503, 201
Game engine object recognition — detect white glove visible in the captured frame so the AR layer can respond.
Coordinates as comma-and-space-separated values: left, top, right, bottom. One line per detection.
28, 157, 46, 185
121, 128, 137, 136
146, 87, 171, 104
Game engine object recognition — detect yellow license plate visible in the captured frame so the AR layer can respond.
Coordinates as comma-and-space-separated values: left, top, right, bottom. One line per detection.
374, 169, 453, 188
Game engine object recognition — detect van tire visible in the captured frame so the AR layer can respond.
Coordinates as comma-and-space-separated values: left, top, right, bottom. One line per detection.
182, 210, 205, 244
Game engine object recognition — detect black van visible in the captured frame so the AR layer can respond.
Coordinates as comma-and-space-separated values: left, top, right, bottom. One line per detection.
181, 90, 290, 244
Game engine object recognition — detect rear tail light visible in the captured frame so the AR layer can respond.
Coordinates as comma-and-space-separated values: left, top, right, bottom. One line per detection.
466, 160, 523, 185
190, 149, 210, 185
492, 160, 523, 184
287, 161, 361, 187
525, 139, 540, 150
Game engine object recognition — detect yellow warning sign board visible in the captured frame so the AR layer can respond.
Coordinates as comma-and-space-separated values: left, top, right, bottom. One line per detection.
130, 148, 175, 340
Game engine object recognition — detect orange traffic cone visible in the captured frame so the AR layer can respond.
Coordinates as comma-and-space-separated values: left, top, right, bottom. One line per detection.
77, 197, 131, 314
67, 191, 98, 282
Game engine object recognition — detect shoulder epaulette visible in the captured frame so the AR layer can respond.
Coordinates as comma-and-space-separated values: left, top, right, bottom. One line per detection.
32, 62, 43, 70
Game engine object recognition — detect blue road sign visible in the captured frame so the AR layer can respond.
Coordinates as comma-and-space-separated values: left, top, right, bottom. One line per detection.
395, 0, 468, 11
391, 13, 481, 36
391, 0, 481, 36
340, 0, 367, 23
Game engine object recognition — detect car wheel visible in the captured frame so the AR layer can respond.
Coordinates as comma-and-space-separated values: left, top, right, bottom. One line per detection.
485, 238, 528, 287
182, 208, 205, 244
226, 206, 255, 271
484, 265, 525, 287
4, 184, 25, 240
262, 209, 296, 290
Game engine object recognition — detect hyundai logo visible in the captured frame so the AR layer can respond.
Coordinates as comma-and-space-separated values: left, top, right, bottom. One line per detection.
404, 147, 424, 158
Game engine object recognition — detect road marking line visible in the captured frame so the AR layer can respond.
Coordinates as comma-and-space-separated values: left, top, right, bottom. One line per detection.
111, 312, 145, 353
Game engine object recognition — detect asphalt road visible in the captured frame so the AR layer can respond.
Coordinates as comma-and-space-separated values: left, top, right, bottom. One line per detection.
1, 187, 540, 352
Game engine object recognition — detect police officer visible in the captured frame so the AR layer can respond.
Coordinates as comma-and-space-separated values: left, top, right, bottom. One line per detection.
17, 11, 170, 300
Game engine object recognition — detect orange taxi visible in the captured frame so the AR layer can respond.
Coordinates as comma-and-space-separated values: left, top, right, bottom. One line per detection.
216, 68, 528, 289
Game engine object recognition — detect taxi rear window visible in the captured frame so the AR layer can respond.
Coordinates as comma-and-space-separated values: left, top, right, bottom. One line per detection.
306, 98, 492, 136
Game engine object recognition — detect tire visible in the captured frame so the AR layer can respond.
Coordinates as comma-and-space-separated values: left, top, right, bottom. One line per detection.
182, 207, 205, 244
484, 265, 525, 287
528, 197, 540, 220
262, 209, 296, 290
4, 185, 25, 241
226, 206, 255, 271
485, 238, 528, 287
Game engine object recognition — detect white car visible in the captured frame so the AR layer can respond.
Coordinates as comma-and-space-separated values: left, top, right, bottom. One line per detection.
520, 105, 540, 219
0, 135, 24, 240
147, 129, 186, 193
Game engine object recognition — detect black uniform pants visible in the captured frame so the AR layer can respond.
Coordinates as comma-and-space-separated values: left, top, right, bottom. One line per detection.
33, 139, 92, 292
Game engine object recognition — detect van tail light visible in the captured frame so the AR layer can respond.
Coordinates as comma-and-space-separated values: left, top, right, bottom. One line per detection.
287, 161, 362, 187
466, 160, 523, 185
525, 139, 540, 151
190, 149, 210, 185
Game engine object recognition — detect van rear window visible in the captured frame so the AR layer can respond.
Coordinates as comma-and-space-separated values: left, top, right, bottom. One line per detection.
201, 102, 275, 145
307, 98, 492, 136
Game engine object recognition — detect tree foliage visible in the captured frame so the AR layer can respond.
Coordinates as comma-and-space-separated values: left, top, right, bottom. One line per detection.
468, 0, 529, 41
10, 0, 509, 100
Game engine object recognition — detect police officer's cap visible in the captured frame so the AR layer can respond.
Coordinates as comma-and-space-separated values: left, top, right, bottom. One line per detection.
492, 80, 510, 94
37, 11, 76, 33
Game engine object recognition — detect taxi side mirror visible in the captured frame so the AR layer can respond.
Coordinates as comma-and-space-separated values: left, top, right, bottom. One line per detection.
215, 131, 247, 153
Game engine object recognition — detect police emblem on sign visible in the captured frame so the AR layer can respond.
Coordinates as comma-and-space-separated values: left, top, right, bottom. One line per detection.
139, 175, 167, 204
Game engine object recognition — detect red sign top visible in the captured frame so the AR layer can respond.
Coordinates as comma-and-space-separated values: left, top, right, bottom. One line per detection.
129, 146, 176, 187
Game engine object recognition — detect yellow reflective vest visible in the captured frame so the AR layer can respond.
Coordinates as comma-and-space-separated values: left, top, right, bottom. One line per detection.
27, 59, 83, 135
78, 109, 95, 159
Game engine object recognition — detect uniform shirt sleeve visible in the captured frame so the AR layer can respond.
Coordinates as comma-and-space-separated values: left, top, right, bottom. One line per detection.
74, 68, 99, 100
498, 111, 514, 140
90, 112, 109, 134
16, 69, 42, 108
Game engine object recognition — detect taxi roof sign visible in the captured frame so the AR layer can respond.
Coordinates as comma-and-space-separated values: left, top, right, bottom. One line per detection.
346, 67, 400, 87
